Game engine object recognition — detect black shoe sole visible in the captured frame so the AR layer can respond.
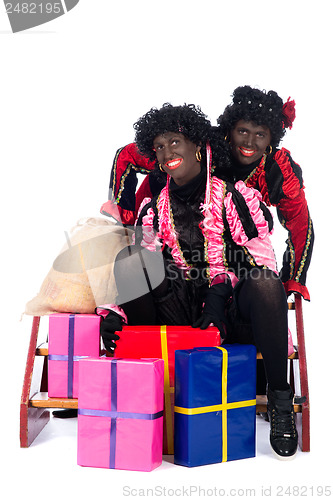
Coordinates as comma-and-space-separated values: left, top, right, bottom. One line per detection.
52, 409, 78, 419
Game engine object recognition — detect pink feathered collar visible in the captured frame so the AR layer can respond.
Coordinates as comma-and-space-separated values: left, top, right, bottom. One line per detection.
156, 143, 228, 284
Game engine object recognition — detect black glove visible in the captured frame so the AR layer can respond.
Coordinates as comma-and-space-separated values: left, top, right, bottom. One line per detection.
100, 311, 123, 353
192, 281, 232, 339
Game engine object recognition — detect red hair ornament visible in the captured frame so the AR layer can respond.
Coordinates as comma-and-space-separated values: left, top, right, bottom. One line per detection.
282, 97, 296, 129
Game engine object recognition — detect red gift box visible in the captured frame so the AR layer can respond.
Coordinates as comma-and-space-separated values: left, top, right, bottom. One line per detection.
114, 325, 221, 454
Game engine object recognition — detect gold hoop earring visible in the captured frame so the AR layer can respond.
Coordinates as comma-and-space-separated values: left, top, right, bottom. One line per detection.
267, 145, 273, 155
224, 135, 228, 142
196, 151, 202, 162
158, 163, 164, 172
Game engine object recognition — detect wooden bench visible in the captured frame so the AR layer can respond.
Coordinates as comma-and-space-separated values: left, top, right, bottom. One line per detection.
20, 295, 310, 451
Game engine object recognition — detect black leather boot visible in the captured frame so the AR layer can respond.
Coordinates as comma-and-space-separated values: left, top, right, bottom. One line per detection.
267, 385, 298, 459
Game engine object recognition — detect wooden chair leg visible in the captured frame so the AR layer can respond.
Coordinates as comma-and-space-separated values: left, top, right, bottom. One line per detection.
289, 358, 295, 393
20, 317, 49, 447
295, 295, 310, 452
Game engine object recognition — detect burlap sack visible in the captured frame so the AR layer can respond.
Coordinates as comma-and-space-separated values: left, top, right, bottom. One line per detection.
25, 217, 133, 316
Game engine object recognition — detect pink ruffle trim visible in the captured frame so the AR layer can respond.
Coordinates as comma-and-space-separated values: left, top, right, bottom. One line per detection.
288, 328, 295, 356
95, 304, 128, 324
202, 177, 238, 287
135, 197, 161, 251
157, 180, 189, 270
224, 180, 271, 245
135, 197, 152, 226
245, 239, 278, 274
141, 207, 161, 252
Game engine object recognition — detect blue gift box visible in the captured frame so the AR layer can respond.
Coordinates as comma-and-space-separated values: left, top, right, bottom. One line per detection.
174, 345, 257, 467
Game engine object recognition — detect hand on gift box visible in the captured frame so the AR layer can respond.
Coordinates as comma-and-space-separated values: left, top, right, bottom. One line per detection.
192, 282, 232, 339
100, 311, 123, 352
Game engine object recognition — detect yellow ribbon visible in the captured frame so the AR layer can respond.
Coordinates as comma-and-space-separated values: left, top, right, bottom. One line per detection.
174, 399, 256, 415
160, 325, 174, 454
174, 346, 255, 463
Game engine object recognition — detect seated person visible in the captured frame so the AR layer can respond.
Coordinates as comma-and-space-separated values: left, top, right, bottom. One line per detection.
100, 103, 298, 459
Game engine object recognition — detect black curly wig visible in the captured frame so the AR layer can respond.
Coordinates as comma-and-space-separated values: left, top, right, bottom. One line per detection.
217, 86, 287, 148
134, 103, 214, 164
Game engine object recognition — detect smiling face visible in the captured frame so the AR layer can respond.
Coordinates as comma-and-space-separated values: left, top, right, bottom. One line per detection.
230, 120, 272, 165
153, 132, 201, 186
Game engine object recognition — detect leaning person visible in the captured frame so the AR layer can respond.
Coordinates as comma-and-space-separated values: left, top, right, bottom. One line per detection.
216, 85, 313, 302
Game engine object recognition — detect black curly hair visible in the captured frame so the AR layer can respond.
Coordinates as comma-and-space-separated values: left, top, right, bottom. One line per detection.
217, 86, 287, 148
134, 103, 213, 164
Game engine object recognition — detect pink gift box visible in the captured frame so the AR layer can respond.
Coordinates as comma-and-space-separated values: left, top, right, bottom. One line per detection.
48, 313, 101, 398
77, 357, 164, 471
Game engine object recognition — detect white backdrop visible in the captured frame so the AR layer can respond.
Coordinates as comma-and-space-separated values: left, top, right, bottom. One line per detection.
1, 0, 332, 497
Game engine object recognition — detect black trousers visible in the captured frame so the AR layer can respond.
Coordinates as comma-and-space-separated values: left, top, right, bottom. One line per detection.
114, 246, 289, 391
